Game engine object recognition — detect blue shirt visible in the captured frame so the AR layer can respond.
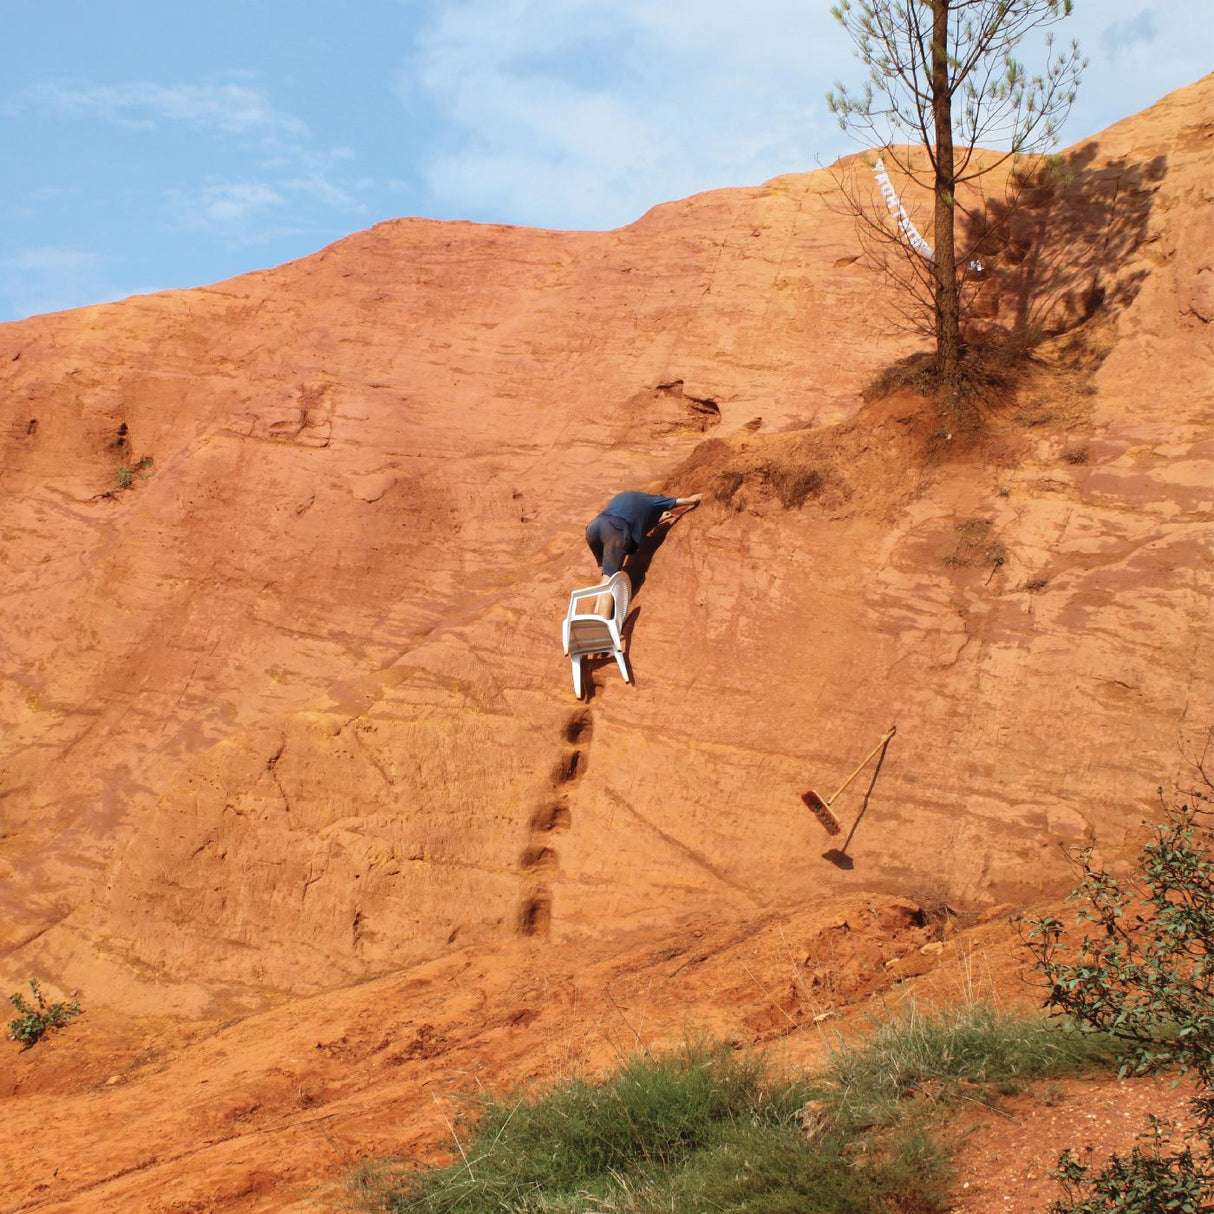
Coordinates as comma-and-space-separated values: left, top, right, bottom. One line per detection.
599, 491, 679, 550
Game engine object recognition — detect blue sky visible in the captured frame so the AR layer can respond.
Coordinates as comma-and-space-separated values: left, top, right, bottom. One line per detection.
2, 1, 1209, 320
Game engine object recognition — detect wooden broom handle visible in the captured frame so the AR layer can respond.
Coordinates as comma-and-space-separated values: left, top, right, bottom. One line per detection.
827, 726, 897, 805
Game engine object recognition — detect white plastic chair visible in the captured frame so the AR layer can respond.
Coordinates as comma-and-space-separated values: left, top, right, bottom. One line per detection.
562, 571, 632, 699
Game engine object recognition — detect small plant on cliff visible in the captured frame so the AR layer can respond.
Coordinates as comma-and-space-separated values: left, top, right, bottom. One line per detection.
7, 979, 82, 1048
114, 455, 154, 490
1025, 790, 1214, 1210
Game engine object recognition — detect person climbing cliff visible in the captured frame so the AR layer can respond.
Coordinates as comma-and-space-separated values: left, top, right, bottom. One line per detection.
585, 490, 702, 577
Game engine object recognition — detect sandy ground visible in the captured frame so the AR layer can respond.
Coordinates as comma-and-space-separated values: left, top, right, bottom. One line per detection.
949, 1073, 1199, 1213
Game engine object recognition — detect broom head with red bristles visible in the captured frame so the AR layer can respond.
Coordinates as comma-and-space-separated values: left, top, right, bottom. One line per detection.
801, 789, 841, 835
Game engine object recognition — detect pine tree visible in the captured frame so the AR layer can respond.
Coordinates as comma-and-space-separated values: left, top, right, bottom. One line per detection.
828, 0, 1084, 409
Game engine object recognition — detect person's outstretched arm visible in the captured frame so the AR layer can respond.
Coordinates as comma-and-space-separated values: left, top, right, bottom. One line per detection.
656, 493, 703, 526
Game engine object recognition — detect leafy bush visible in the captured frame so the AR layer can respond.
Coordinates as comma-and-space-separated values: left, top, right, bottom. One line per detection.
7, 979, 82, 1047
1053, 1122, 1208, 1214
1026, 797, 1213, 1210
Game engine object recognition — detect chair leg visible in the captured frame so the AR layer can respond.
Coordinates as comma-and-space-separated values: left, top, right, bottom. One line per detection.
571, 656, 583, 699
614, 648, 631, 684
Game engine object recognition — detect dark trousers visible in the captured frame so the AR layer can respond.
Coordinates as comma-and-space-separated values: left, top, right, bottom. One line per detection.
585, 513, 630, 576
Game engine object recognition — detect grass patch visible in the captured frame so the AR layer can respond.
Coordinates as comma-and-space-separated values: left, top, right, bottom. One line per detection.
705, 462, 824, 513
712, 469, 746, 507
382, 1044, 828, 1212
816, 1002, 1120, 1136
364, 1006, 1120, 1213
864, 351, 938, 402
769, 465, 824, 510
862, 330, 1046, 424
944, 517, 1007, 571
114, 455, 154, 490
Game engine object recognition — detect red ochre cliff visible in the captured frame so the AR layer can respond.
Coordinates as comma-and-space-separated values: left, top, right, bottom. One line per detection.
0, 76, 1210, 1212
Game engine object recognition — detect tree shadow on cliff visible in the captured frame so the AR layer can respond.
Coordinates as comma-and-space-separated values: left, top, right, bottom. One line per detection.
859, 144, 1167, 424
961, 143, 1168, 370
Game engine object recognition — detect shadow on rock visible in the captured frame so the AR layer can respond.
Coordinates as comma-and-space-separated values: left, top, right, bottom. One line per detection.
963, 143, 1168, 361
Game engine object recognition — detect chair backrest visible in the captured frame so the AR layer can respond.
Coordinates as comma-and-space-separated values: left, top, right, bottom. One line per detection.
567, 571, 630, 622
604, 570, 630, 628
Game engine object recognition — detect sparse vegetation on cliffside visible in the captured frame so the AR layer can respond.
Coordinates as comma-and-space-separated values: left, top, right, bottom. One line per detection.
361, 1007, 1120, 1212
1028, 792, 1213, 1212
364, 787, 1212, 1211
6, 980, 82, 1048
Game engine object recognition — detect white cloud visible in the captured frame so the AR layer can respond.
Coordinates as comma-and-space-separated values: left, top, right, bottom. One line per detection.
6, 247, 105, 275
168, 182, 287, 232
398, 0, 848, 229
17, 80, 308, 138
282, 174, 364, 210
1101, 9, 1159, 58
398, 0, 1212, 231
12, 75, 373, 244
164, 175, 370, 240
1065, 1, 1211, 145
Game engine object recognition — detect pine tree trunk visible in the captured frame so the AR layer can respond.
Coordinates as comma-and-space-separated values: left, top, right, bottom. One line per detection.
931, 0, 962, 403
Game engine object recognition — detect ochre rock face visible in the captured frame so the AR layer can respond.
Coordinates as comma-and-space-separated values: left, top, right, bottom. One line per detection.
0, 73, 1211, 1199
1, 78, 1211, 1024
0, 165, 920, 1017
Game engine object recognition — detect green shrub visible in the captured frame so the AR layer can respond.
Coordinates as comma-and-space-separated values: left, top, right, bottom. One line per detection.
1052, 1123, 1208, 1214
7, 979, 82, 1047
1026, 797, 1213, 1210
